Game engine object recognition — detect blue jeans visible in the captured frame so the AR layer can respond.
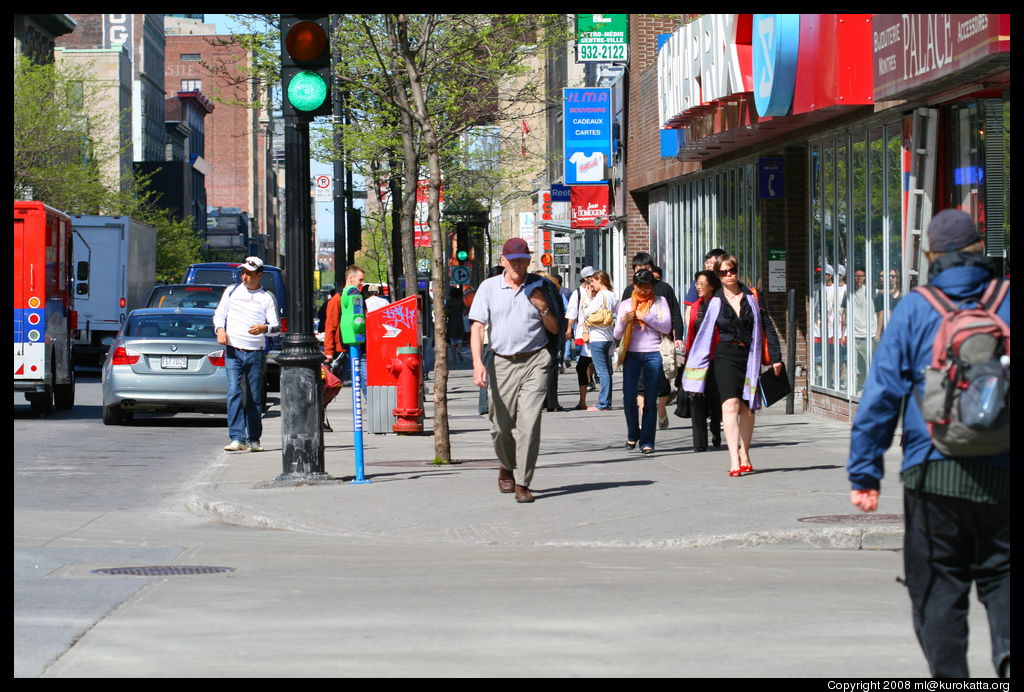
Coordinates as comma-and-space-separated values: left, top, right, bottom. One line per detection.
589, 340, 614, 410
622, 350, 662, 448
225, 346, 266, 444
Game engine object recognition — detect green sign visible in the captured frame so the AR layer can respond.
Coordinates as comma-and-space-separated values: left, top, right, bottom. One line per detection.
576, 14, 628, 63
768, 249, 787, 261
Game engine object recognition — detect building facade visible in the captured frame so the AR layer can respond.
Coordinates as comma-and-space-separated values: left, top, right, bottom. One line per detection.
164, 32, 278, 262
624, 13, 1010, 422
56, 14, 168, 165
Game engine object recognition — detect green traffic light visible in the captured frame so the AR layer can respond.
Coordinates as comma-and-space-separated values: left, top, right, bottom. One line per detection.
287, 71, 328, 111
457, 250, 469, 261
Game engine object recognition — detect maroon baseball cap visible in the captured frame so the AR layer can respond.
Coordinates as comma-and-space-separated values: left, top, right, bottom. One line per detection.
501, 237, 532, 259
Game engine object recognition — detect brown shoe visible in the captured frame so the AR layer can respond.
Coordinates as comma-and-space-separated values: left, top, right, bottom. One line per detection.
498, 466, 515, 494
514, 485, 534, 503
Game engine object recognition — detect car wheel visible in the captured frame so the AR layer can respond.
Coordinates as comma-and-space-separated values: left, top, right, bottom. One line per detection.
102, 403, 124, 425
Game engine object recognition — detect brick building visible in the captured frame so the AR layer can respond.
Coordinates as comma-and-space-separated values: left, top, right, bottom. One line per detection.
164, 33, 279, 262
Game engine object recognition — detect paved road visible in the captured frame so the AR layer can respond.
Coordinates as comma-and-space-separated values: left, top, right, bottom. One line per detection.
13, 364, 1000, 678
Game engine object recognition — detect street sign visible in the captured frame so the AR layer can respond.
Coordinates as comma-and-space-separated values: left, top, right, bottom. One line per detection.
314, 174, 332, 202
576, 14, 628, 63
450, 265, 471, 285
417, 258, 431, 274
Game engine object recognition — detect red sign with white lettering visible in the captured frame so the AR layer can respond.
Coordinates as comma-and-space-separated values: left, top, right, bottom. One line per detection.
570, 185, 610, 230
872, 14, 1010, 101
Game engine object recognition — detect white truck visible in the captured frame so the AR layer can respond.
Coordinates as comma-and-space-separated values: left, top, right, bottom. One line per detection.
71, 215, 157, 366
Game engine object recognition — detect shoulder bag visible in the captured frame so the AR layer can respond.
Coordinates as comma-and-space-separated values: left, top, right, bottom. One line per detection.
585, 293, 615, 328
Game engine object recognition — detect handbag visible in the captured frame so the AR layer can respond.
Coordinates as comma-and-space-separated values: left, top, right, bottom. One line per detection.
751, 288, 772, 366
585, 294, 614, 328
757, 364, 792, 407
659, 332, 678, 381
673, 391, 692, 419
655, 302, 678, 381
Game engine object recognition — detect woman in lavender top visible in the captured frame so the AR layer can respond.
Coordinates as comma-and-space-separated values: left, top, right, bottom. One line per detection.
613, 269, 674, 454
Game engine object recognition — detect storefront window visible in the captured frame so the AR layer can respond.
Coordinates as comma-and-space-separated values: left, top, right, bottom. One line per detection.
810, 120, 904, 398
647, 161, 761, 303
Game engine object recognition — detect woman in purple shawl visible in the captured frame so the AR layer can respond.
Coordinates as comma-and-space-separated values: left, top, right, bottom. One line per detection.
682, 254, 783, 476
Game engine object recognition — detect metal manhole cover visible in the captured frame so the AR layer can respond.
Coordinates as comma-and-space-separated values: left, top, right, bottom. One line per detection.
798, 514, 904, 524
91, 566, 235, 576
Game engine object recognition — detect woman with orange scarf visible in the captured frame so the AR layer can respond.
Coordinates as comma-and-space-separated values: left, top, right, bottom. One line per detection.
613, 269, 674, 454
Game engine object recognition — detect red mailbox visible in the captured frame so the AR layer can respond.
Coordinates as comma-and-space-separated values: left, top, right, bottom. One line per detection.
365, 296, 424, 433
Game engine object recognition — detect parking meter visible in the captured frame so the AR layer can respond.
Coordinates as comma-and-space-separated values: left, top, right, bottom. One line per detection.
340, 286, 366, 345
341, 285, 370, 483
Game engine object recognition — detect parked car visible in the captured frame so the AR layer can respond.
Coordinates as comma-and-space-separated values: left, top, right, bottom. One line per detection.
101, 307, 230, 425
145, 284, 226, 310
183, 262, 286, 390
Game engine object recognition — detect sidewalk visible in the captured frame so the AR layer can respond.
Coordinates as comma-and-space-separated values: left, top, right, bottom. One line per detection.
187, 354, 905, 550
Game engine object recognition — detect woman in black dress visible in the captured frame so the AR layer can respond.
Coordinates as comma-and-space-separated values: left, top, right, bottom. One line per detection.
683, 254, 783, 476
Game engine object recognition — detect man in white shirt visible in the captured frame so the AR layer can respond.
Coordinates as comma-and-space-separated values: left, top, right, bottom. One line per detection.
213, 256, 281, 452
365, 285, 389, 312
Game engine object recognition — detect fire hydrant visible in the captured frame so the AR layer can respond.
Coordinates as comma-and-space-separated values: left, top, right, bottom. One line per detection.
386, 346, 424, 433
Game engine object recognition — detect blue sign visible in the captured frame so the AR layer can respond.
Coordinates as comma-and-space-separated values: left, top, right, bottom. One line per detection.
752, 14, 800, 118
564, 88, 612, 185
550, 183, 572, 202
759, 158, 785, 199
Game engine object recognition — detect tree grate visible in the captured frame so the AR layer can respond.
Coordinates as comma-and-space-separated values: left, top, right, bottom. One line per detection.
91, 566, 235, 576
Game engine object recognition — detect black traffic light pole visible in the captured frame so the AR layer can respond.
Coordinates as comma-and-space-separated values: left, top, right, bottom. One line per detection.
278, 113, 326, 480
277, 14, 334, 480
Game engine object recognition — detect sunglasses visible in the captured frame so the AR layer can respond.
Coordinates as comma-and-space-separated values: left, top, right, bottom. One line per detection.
718, 268, 737, 276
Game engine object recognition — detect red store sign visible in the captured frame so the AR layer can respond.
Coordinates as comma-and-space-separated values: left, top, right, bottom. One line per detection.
658, 14, 874, 160
570, 185, 610, 230
872, 14, 1011, 101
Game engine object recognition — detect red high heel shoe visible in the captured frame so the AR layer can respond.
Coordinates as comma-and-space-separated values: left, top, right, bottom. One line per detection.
739, 464, 753, 474
728, 469, 742, 477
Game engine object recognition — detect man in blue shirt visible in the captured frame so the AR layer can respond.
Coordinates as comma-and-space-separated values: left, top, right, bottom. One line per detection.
847, 210, 1009, 678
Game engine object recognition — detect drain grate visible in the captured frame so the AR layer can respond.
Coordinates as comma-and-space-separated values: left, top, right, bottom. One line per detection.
798, 514, 903, 524
91, 565, 235, 576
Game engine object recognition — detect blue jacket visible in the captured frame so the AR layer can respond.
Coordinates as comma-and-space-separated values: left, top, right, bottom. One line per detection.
846, 253, 1010, 491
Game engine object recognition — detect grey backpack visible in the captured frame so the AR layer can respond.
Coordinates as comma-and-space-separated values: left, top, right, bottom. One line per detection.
914, 279, 1010, 457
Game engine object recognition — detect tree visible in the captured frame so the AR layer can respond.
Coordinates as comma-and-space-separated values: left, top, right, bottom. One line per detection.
15, 55, 203, 280
330, 14, 567, 463
14, 55, 117, 213
210, 14, 568, 464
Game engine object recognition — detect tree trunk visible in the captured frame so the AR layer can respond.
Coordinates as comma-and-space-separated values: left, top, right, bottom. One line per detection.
396, 13, 452, 463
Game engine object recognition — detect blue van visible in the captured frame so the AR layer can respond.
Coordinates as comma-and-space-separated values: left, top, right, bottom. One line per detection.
183, 262, 287, 390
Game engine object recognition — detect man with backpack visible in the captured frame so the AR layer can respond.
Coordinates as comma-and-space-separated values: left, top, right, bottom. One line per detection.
847, 209, 1009, 678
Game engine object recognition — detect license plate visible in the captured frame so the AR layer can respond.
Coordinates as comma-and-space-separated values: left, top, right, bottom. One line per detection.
161, 356, 188, 369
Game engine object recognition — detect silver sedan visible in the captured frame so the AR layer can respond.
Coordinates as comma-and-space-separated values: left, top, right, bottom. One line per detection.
101, 308, 227, 425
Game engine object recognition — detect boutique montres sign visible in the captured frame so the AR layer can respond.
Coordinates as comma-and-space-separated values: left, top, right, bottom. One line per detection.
872, 14, 1010, 101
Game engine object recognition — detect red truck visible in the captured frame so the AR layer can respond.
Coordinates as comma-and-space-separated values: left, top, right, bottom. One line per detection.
14, 201, 76, 414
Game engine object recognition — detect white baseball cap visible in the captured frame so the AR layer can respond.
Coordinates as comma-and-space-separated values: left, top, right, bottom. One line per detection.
580, 266, 596, 278
240, 256, 264, 272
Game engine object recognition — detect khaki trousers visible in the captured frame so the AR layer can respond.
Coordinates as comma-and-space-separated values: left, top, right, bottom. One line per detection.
488, 348, 551, 488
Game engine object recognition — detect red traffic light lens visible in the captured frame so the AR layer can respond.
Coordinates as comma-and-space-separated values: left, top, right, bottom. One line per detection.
286, 20, 328, 62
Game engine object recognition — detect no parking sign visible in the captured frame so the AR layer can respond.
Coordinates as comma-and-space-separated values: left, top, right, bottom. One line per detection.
314, 174, 333, 202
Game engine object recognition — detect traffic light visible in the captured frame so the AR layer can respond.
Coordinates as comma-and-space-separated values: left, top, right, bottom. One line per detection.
280, 15, 332, 120
454, 223, 469, 263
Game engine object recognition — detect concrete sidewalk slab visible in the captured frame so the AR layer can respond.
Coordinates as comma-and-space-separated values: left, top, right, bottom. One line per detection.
188, 359, 904, 550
